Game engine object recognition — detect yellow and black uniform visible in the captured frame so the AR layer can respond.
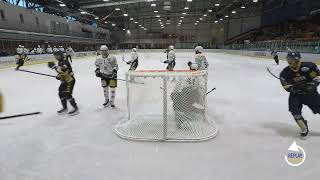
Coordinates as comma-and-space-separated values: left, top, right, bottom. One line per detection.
280, 62, 320, 116
48, 55, 79, 115
15, 54, 29, 70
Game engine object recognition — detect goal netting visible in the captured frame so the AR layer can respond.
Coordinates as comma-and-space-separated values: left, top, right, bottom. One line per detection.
114, 70, 218, 141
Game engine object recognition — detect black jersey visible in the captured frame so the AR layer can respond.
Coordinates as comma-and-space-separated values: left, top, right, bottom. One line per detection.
56, 60, 74, 83
280, 62, 320, 92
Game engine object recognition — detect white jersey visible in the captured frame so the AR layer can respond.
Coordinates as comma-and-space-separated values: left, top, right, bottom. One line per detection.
47, 47, 53, 54
16, 47, 23, 54
130, 52, 138, 61
36, 47, 42, 54
195, 53, 209, 70
95, 55, 118, 75
59, 47, 65, 52
66, 47, 74, 56
53, 48, 58, 52
168, 50, 175, 63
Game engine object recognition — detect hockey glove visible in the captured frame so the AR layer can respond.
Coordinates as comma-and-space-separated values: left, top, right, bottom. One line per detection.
95, 68, 102, 77
187, 61, 192, 67
48, 61, 56, 69
126, 61, 131, 65
56, 75, 61, 80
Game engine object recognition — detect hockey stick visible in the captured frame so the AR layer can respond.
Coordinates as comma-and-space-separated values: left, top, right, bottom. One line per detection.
206, 88, 216, 95
266, 67, 280, 79
17, 69, 56, 78
0, 112, 41, 120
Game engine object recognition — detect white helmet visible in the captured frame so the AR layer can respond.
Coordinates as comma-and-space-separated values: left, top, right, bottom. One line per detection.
100, 45, 109, 51
195, 46, 204, 53
168, 45, 174, 50
132, 48, 137, 52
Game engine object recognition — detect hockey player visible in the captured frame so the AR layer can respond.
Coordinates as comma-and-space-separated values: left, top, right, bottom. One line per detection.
280, 51, 320, 138
16, 45, 23, 55
47, 45, 53, 54
187, 46, 209, 70
95, 45, 118, 107
163, 45, 176, 71
53, 46, 58, 53
15, 52, 30, 70
36, 45, 42, 54
66, 46, 74, 63
271, 50, 279, 65
48, 51, 79, 115
126, 48, 139, 71
59, 46, 65, 53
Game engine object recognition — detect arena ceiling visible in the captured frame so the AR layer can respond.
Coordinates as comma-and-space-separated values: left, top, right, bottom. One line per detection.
1, 0, 283, 31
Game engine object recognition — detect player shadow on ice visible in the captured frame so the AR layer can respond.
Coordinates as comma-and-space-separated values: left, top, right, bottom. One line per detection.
263, 122, 320, 137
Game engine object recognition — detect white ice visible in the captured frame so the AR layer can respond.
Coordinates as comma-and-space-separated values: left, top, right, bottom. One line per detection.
0, 51, 320, 180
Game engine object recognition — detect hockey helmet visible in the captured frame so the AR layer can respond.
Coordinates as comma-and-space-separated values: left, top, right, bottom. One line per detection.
195, 46, 204, 54
286, 52, 301, 61
100, 45, 109, 51
132, 48, 137, 52
168, 45, 174, 50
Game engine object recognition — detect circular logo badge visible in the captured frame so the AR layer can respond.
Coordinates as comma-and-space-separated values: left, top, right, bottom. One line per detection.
284, 141, 306, 167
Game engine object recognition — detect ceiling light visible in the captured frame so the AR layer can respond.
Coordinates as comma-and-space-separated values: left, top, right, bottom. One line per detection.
241, 6, 246, 9
127, 30, 131, 34
253, 0, 258, 2
141, 26, 144, 28
123, 13, 128, 17
215, 3, 220, 6
158, 19, 161, 21
156, 15, 161, 17
59, 4, 66, 7
144, 28, 147, 30
225, 15, 229, 18
95, 17, 99, 20
232, 10, 236, 14
180, 17, 184, 19
123, 29, 126, 31
166, 22, 170, 25
104, 21, 108, 24
182, 12, 186, 15
196, 20, 199, 23
208, 9, 212, 12
154, 10, 158, 13
151, 3, 156, 7
184, 7, 189, 10
112, 23, 115, 26
199, 17, 203, 20
115, 8, 120, 11
179, 20, 182, 22
194, 23, 198, 25
134, 21, 138, 24
139, 24, 142, 26
103, 0, 109, 1
220, 18, 223, 21
187, 0, 192, 2
130, 17, 134, 20
214, 20, 218, 23
203, 14, 207, 17
80, 11, 86, 14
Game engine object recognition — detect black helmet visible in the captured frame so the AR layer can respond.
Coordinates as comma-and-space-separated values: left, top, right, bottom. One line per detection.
286, 52, 301, 61
53, 50, 64, 60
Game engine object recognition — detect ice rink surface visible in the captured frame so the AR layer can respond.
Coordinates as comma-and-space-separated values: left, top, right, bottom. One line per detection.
0, 51, 320, 180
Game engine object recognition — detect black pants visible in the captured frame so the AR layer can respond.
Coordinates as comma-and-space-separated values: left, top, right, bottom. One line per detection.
166, 61, 176, 71
59, 79, 75, 99
274, 56, 279, 65
66, 55, 72, 63
289, 92, 320, 116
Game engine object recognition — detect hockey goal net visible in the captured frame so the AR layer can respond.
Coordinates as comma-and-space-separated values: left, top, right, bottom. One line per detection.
114, 70, 218, 141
